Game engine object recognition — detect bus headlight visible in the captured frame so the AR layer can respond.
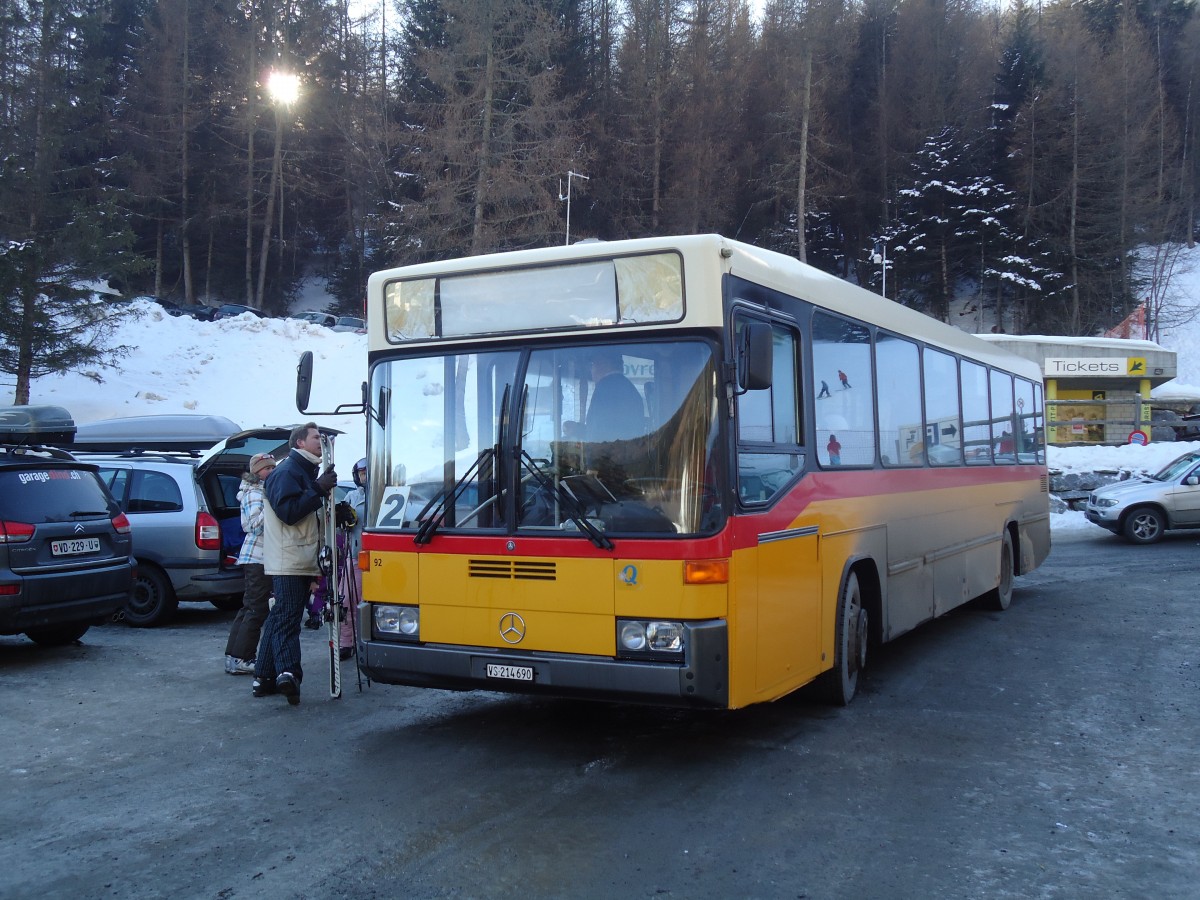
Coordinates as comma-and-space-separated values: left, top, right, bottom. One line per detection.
617, 619, 685, 661
374, 604, 419, 640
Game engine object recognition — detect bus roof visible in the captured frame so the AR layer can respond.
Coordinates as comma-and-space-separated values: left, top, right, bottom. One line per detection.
367, 234, 1043, 382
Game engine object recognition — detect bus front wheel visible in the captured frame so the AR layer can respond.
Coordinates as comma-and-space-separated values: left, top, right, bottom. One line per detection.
816, 570, 867, 706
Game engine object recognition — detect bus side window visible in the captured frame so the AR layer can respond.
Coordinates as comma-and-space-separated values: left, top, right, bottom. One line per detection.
876, 333, 921, 467
812, 311, 875, 466
735, 319, 802, 504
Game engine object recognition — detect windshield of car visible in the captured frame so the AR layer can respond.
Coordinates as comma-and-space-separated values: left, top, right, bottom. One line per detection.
365, 339, 722, 537
1154, 452, 1200, 482
0, 468, 118, 522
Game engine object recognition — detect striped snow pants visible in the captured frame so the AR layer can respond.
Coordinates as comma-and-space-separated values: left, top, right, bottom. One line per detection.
255, 574, 310, 685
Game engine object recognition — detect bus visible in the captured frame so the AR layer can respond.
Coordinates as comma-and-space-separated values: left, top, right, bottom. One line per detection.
335, 234, 1049, 709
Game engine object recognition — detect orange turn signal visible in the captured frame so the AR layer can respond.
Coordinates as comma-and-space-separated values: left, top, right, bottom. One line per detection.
358, 550, 370, 572
684, 559, 729, 585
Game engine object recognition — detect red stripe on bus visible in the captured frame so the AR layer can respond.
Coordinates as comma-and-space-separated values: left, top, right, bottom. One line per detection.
360, 465, 1044, 558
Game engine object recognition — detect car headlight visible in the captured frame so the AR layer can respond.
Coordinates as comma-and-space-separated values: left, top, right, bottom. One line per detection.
374, 604, 419, 639
617, 618, 685, 660
1093, 497, 1118, 509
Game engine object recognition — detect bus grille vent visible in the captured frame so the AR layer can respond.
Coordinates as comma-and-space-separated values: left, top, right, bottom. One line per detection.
1040, 475, 1049, 493
468, 559, 557, 581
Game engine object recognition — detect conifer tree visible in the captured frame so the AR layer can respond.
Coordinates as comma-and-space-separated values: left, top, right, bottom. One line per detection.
0, 0, 140, 404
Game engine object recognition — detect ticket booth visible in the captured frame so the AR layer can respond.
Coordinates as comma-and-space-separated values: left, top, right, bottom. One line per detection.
978, 336, 1177, 445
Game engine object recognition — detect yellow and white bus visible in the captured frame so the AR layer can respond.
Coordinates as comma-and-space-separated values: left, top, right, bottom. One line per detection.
350, 234, 1050, 709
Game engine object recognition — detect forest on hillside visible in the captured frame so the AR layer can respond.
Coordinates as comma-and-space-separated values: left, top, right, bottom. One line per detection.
3, 0, 1200, 401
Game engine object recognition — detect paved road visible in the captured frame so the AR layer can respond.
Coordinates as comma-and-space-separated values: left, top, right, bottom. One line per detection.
2, 525, 1198, 900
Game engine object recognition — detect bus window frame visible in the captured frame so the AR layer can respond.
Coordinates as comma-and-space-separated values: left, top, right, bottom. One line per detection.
729, 304, 804, 508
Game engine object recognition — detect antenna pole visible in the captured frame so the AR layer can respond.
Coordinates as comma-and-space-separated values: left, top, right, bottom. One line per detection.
563, 170, 590, 245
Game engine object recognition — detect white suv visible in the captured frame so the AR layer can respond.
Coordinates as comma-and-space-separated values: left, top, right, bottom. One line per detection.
1085, 450, 1200, 544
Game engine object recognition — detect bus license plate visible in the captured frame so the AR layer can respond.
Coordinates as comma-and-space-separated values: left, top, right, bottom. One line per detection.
486, 663, 533, 682
50, 537, 101, 556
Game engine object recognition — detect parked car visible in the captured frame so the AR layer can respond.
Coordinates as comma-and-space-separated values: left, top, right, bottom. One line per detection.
290, 310, 338, 328
179, 303, 216, 321
127, 295, 185, 317
0, 406, 134, 645
213, 303, 266, 320
69, 418, 340, 625
331, 316, 366, 333
1085, 450, 1200, 544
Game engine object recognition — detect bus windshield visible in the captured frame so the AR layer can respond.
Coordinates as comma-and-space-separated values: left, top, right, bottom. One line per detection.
366, 339, 722, 537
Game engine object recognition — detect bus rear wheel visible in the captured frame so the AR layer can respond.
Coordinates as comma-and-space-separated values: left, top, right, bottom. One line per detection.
816, 570, 867, 706
983, 530, 1015, 611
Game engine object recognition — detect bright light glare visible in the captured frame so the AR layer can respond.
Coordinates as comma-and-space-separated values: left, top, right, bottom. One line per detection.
267, 70, 301, 105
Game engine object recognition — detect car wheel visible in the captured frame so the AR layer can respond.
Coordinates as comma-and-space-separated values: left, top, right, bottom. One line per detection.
210, 595, 242, 612
24, 623, 90, 646
124, 564, 179, 627
1123, 506, 1166, 545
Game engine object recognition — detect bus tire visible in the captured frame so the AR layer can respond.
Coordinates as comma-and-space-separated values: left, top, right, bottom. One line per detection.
983, 530, 1015, 611
816, 570, 867, 706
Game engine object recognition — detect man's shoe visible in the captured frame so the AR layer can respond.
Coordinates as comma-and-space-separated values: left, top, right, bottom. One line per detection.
224, 655, 236, 674
339, 646, 354, 661
277, 672, 301, 706
252, 677, 277, 697
304, 614, 322, 630
231, 658, 255, 675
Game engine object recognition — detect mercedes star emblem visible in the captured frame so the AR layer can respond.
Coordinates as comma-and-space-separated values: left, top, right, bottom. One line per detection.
498, 612, 526, 644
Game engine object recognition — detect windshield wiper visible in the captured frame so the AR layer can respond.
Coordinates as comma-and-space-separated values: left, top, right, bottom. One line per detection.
413, 448, 494, 545
519, 450, 614, 551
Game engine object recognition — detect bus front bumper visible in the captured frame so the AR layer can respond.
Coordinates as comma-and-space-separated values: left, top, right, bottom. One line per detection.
361, 620, 729, 709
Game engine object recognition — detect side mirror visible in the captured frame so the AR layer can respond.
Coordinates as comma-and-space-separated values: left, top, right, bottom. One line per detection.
1186, 476, 1199, 487
738, 322, 773, 392
296, 351, 313, 414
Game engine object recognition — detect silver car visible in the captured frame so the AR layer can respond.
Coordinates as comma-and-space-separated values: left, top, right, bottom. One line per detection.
83, 425, 306, 625
1085, 450, 1200, 544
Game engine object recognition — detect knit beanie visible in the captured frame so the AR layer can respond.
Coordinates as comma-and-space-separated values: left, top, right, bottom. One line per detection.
249, 453, 276, 476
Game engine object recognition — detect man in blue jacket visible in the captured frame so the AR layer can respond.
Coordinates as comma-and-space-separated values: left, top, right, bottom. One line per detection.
253, 422, 337, 705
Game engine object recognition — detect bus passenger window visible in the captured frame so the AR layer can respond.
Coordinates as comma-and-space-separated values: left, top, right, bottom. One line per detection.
812, 312, 875, 466
876, 333, 921, 467
990, 369, 1016, 463
923, 348, 962, 465
961, 361, 991, 464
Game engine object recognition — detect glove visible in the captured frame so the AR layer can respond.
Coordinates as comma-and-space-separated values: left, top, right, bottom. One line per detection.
315, 468, 337, 494
335, 501, 357, 528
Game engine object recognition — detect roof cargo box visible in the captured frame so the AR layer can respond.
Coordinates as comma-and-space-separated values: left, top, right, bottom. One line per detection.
0, 405, 77, 446
71, 414, 242, 452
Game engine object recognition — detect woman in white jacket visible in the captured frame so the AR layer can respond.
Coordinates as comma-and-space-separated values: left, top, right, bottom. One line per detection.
223, 453, 276, 674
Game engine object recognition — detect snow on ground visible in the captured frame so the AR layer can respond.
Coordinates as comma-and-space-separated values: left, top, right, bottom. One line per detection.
8, 245, 1200, 533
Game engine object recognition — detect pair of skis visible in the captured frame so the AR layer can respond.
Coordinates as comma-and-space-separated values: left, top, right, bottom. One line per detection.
318, 432, 342, 699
